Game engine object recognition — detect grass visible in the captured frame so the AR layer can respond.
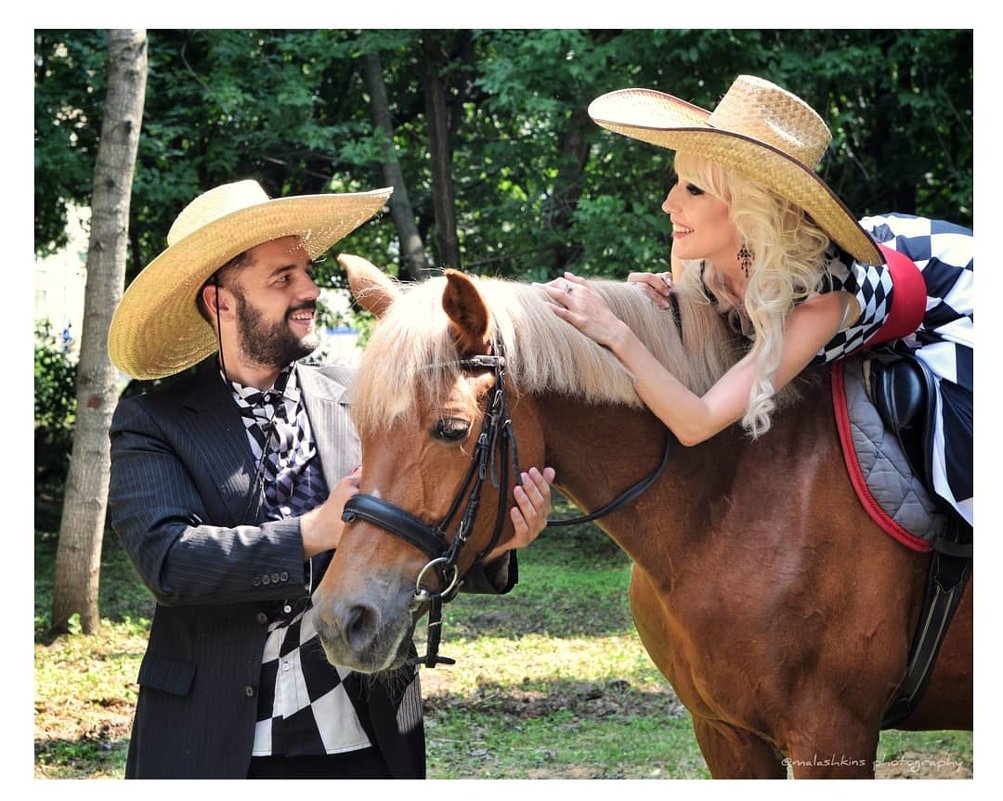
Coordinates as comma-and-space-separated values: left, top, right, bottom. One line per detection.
33, 493, 972, 779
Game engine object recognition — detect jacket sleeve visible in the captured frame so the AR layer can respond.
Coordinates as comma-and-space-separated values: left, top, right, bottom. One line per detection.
108, 395, 311, 607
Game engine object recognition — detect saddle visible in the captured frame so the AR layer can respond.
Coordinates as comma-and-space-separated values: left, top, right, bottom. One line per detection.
867, 348, 972, 556
864, 350, 972, 729
832, 241, 972, 729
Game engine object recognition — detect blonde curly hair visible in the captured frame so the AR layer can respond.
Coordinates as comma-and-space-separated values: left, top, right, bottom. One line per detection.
672, 152, 832, 436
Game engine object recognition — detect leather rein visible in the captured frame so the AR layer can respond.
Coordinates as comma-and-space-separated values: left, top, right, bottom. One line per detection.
341, 335, 675, 668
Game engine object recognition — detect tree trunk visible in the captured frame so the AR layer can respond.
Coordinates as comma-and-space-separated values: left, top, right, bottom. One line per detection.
421, 32, 461, 271
361, 51, 433, 282
50, 29, 148, 635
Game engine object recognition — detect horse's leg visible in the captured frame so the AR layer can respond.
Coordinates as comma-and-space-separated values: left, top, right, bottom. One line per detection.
691, 718, 787, 778
628, 567, 786, 779
782, 713, 879, 778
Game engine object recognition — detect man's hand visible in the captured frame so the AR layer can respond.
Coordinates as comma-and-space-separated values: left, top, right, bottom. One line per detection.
484, 466, 556, 562
300, 466, 361, 558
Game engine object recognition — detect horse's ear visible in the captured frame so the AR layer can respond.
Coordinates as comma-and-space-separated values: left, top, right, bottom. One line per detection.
338, 253, 400, 319
442, 269, 491, 356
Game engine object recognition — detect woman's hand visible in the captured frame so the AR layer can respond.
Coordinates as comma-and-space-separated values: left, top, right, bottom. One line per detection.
535, 272, 628, 349
627, 271, 673, 309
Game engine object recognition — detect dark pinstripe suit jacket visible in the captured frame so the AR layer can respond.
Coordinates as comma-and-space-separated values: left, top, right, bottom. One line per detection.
108, 358, 426, 779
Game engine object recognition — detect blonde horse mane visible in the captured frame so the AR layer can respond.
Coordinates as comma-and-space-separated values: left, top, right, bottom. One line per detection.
351, 275, 742, 435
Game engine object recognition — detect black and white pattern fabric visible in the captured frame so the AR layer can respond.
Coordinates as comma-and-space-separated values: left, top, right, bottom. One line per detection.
251, 604, 370, 757
228, 365, 328, 521
228, 365, 372, 758
811, 213, 973, 526
813, 246, 895, 364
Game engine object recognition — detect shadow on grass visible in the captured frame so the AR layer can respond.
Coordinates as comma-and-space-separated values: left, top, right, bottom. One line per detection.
34, 736, 129, 780
423, 675, 686, 721
441, 505, 638, 640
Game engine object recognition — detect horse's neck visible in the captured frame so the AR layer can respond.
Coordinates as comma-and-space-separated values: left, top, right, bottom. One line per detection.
537, 395, 725, 560
537, 372, 843, 573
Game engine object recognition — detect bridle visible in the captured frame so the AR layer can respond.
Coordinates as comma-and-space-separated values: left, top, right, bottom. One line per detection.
341, 333, 676, 668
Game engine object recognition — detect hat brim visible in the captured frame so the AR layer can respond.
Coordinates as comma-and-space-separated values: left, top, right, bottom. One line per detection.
588, 88, 882, 266
109, 188, 392, 380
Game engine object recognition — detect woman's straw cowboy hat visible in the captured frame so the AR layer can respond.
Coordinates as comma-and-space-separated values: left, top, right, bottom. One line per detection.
588, 75, 882, 266
108, 180, 393, 380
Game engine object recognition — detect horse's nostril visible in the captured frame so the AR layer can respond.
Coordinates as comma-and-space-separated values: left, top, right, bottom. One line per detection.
343, 603, 378, 650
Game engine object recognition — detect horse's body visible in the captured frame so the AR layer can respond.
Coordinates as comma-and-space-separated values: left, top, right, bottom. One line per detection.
313, 256, 972, 778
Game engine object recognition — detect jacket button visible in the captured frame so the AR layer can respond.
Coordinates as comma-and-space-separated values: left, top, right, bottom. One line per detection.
251, 576, 261, 587
270, 573, 280, 583
255, 612, 268, 624
244, 685, 256, 697
279, 571, 289, 582
262, 574, 271, 585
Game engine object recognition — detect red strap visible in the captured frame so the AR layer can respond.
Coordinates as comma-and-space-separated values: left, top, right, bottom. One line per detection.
866, 243, 926, 347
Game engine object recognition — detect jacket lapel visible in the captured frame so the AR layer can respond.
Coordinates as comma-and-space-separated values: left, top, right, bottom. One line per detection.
177, 361, 264, 525
174, 361, 360, 526
297, 365, 360, 486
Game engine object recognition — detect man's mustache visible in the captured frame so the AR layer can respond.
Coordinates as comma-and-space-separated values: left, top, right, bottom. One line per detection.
286, 302, 317, 319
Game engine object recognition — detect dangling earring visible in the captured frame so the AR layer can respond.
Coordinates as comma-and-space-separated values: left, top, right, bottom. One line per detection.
737, 243, 754, 278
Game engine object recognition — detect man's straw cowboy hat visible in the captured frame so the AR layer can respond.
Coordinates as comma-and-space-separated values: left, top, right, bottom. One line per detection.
587, 75, 882, 266
108, 180, 393, 380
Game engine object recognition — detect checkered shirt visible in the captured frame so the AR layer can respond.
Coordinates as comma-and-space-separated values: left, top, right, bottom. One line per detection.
811, 213, 973, 367
811, 244, 895, 365
227, 364, 372, 758
810, 212, 974, 525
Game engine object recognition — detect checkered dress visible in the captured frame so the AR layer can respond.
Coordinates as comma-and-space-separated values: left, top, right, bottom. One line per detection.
228, 365, 372, 758
810, 213, 973, 525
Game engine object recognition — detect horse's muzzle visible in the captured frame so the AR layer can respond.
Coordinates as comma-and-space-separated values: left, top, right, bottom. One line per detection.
312, 590, 416, 673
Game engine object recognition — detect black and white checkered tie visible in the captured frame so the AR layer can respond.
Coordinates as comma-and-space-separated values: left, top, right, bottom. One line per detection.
229, 366, 327, 520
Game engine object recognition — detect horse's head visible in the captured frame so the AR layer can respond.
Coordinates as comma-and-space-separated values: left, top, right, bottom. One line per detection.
312, 255, 547, 673
312, 256, 740, 673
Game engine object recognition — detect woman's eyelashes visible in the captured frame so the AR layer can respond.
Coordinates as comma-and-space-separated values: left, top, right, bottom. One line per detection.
666, 171, 706, 197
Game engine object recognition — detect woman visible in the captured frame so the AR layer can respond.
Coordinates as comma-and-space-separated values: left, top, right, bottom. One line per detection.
539, 75, 972, 528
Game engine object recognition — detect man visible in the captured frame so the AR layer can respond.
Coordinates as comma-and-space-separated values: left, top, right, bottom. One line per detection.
107, 180, 554, 779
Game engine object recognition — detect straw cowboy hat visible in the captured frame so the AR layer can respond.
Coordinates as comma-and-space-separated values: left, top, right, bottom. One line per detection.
108, 180, 393, 380
587, 75, 882, 266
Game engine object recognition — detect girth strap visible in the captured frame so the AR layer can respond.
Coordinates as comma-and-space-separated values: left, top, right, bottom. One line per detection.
881, 549, 971, 729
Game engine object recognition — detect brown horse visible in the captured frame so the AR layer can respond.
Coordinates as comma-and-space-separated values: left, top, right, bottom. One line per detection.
313, 255, 972, 779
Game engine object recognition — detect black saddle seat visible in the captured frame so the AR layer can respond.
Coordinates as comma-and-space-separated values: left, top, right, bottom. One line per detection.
868, 347, 970, 554
869, 349, 935, 488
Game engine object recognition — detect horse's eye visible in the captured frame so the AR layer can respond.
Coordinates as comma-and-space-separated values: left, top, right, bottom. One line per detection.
433, 417, 471, 442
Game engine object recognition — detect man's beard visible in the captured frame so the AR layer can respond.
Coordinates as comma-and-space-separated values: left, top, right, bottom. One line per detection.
232, 286, 319, 369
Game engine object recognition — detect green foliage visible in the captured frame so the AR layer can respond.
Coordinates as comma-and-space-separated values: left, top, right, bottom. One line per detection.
34, 30, 108, 256
34, 320, 78, 487
35, 30, 972, 289
34, 320, 77, 430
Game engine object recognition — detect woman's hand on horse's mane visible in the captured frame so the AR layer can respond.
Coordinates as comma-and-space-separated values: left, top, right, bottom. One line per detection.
627, 271, 673, 309
484, 466, 556, 564
534, 272, 632, 351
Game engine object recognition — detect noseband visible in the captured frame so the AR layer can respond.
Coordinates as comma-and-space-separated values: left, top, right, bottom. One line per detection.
341, 335, 675, 668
